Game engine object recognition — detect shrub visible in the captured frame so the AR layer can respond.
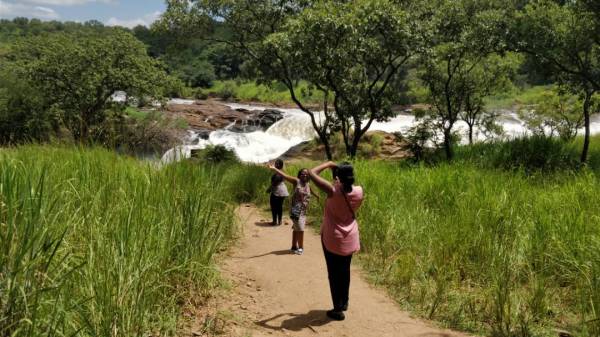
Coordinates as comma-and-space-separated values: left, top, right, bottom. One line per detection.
200, 145, 239, 163
217, 83, 236, 101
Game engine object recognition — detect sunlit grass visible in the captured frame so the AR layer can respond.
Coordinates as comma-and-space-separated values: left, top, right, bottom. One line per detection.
0, 145, 268, 336
201, 80, 324, 105
260, 137, 600, 337
485, 85, 553, 110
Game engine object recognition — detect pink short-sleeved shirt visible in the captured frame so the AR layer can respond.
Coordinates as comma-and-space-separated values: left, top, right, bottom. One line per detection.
321, 182, 364, 256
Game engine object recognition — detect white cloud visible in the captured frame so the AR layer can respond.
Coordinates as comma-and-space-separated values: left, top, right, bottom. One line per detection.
21, 0, 115, 5
105, 11, 161, 28
0, 1, 60, 19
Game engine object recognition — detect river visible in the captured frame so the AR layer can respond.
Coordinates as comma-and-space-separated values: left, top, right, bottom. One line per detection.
160, 100, 600, 164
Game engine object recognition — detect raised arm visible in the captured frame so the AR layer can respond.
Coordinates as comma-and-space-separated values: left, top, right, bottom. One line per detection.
309, 161, 336, 197
310, 184, 321, 201
268, 164, 299, 185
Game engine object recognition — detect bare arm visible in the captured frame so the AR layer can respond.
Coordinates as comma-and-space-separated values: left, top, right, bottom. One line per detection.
268, 164, 299, 185
310, 185, 321, 201
309, 161, 336, 197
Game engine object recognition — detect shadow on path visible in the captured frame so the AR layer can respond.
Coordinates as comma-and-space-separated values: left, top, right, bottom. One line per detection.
254, 221, 276, 227
255, 310, 331, 332
245, 249, 294, 259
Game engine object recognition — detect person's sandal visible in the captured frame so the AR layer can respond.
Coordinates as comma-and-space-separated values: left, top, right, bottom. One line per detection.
326, 310, 345, 321
295, 248, 304, 255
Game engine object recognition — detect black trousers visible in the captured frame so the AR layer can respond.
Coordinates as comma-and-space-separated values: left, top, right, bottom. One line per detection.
323, 242, 353, 311
270, 194, 285, 224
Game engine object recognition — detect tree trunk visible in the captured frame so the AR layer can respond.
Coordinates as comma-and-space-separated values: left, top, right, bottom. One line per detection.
349, 132, 361, 159
580, 90, 593, 164
443, 127, 453, 160
323, 136, 333, 160
468, 123, 474, 145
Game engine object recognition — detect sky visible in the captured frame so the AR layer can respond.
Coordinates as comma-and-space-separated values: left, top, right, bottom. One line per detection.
0, 0, 166, 28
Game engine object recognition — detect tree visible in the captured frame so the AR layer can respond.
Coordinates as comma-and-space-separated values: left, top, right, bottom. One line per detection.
418, 0, 512, 159
270, 0, 416, 158
5, 29, 169, 142
0, 70, 59, 144
516, 0, 600, 163
458, 54, 517, 144
162, 0, 417, 159
173, 0, 337, 158
518, 88, 589, 141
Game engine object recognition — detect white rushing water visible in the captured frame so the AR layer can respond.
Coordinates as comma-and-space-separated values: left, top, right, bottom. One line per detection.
161, 102, 318, 164
160, 100, 600, 164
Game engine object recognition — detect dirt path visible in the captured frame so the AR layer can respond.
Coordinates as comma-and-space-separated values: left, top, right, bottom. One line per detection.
186, 204, 472, 337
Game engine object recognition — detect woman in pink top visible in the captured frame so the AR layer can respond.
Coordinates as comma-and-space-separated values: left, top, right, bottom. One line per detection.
309, 161, 363, 321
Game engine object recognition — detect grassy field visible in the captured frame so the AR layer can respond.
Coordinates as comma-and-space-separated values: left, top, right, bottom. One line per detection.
0, 145, 268, 336
275, 136, 600, 337
4, 136, 600, 337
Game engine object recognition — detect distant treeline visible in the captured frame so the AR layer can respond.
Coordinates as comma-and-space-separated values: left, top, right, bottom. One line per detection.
0, 17, 244, 88
0, 16, 551, 91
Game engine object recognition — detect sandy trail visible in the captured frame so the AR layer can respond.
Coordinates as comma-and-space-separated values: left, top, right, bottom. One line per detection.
191, 204, 471, 337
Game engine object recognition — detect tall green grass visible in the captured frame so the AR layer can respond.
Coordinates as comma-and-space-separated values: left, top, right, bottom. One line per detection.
200, 80, 324, 105
7, 138, 600, 337
257, 138, 600, 336
350, 158, 600, 336
0, 145, 267, 336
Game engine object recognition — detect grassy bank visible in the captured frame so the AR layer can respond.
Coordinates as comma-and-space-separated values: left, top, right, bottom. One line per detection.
485, 85, 553, 110
257, 136, 600, 337
199, 80, 324, 106
0, 145, 268, 336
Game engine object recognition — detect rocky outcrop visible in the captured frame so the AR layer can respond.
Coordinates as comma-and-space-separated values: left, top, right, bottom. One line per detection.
280, 130, 409, 162
165, 100, 284, 133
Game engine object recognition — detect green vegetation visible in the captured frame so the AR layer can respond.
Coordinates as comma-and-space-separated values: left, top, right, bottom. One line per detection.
253, 135, 600, 337
200, 80, 323, 105
196, 145, 240, 163
6, 134, 600, 337
485, 85, 554, 110
0, 28, 177, 146
0, 146, 268, 336
355, 160, 600, 336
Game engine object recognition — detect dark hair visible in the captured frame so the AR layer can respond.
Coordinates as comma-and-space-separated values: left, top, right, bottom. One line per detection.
297, 168, 309, 179
336, 162, 355, 193
275, 158, 284, 169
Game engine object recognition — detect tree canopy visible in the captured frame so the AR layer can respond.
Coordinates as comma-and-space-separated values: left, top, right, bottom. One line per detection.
515, 0, 600, 162
2, 29, 170, 143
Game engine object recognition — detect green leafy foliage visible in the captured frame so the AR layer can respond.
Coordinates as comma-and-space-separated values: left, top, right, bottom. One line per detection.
515, 0, 600, 162
0, 70, 59, 144
272, 0, 416, 158
198, 145, 239, 163
518, 89, 589, 141
3, 29, 170, 143
418, 0, 514, 159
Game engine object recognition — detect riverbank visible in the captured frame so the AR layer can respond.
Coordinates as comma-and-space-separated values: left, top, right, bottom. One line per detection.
162, 98, 411, 162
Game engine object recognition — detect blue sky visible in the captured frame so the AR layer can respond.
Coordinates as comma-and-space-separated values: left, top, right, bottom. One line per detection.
0, 0, 166, 28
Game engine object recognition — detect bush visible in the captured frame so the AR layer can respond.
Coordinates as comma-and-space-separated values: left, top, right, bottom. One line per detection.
195, 89, 209, 100
199, 145, 239, 163
0, 71, 59, 144
405, 118, 439, 161
217, 83, 236, 101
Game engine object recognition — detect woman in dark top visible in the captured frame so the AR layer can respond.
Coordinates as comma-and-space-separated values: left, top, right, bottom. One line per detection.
268, 159, 288, 226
